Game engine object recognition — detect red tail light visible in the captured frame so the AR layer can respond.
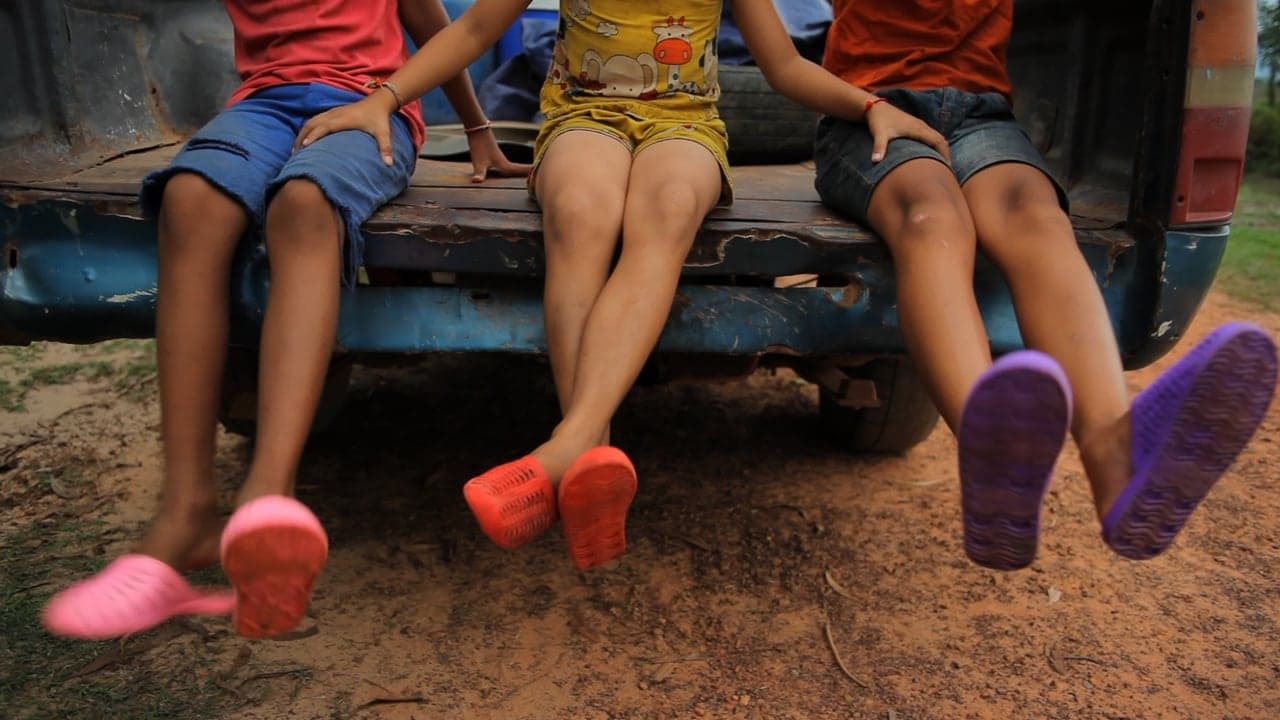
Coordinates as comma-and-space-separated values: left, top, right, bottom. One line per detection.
1170, 0, 1256, 226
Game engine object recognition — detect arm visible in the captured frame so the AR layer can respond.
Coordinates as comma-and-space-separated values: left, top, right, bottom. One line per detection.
296, 0, 530, 166
399, 0, 489, 129
730, 0, 950, 163
398, 0, 532, 180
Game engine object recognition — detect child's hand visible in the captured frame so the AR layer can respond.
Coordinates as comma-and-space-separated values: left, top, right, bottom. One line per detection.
295, 92, 400, 165
865, 102, 951, 165
465, 128, 533, 183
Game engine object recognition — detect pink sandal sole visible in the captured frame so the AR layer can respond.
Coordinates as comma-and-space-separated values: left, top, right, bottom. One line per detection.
220, 496, 328, 639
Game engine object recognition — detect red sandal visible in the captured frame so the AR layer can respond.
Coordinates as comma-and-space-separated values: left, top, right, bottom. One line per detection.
559, 447, 637, 570
463, 456, 557, 550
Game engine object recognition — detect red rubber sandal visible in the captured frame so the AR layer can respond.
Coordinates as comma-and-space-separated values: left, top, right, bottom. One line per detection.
463, 456, 557, 550
559, 447, 637, 571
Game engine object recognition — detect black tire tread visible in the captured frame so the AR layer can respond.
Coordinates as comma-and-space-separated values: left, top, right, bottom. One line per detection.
717, 65, 817, 165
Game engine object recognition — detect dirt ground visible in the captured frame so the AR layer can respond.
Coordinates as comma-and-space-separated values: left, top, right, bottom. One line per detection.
1, 289, 1279, 720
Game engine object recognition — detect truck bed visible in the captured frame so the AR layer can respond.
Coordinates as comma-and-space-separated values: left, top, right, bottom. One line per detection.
3, 145, 1131, 279
0, 146, 1145, 359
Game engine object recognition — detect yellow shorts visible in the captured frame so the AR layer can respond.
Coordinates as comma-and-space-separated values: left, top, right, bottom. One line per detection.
531, 100, 734, 205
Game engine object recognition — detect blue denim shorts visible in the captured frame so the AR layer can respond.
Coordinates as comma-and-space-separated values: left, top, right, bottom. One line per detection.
141, 82, 417, 285
813, 88, 1067, 225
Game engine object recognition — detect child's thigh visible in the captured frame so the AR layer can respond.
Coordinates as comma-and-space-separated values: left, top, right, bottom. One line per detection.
140, 100, 298, 224
628, 137, 723, 215
814, 116, 952, 226
533, 129, 633, 224
962, 161, 1069, 230
267, 118, 417, 283
631, 121, 730, 209
949, 120, 1068, 213
271, 118, 416, 223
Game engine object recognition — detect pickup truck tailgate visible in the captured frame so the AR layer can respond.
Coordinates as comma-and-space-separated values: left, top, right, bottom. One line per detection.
1, 147, 1136, 357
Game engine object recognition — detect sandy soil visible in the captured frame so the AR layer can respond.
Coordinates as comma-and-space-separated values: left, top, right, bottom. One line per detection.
3, 289, 1279, 719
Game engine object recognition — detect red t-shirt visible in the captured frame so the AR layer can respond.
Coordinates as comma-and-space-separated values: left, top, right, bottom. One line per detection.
823, 0, 1014, 99
224, 0, 426, 148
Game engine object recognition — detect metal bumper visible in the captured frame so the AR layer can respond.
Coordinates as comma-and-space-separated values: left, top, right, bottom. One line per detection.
0, 197, 1226, 367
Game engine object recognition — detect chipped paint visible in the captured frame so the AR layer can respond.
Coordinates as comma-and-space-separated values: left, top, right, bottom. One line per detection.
58, 207, 80, 236
103, 287, 156, 303
1155, 320, 1174, 337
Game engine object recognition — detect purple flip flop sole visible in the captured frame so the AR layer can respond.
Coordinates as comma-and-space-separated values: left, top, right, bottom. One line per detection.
960, 351, 1073, 571
1104, 322, 1277, 560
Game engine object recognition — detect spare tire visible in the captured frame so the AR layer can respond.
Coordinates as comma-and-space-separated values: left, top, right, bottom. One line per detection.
818, 359, 940, 454
716, 65, 818, 165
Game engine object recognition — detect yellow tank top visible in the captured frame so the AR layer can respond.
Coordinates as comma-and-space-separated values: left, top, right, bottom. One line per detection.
542, 0, 722, 109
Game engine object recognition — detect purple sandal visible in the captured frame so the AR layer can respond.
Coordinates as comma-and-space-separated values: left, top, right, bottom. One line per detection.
1104, 322, 1277, 560
959, 351, 1073, 571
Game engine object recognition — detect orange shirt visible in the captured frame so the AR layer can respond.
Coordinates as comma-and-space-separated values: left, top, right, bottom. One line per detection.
224, 0, 425, 147
823, 0, 1014, 98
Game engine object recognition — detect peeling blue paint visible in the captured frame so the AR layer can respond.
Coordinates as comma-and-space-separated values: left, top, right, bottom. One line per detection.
0, 198, 1228, 369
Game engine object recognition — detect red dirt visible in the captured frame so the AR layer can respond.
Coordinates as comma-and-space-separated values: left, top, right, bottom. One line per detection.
7, 289, 1280, 719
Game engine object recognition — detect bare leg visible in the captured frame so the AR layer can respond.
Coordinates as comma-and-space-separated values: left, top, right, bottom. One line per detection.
237, 179, 343, 503
963, 164, 1130, 517
532, 139, 722, 478
137, 173, 247, 569
535, 132, 631, 424
866, 159, 989, 430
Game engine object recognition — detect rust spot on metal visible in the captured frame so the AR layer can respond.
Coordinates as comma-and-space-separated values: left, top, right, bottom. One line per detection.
762, 344, 803, 356
833, 282, 864, 309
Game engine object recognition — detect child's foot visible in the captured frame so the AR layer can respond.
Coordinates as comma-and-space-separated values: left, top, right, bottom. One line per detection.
42, 555, 235, 639
1103, 322, 1277, 560
134, 504, 224, 571
959, 351, 1072, 571
463, 456, 557, 550
220, 495, 328, 639
559, 446, 637, 571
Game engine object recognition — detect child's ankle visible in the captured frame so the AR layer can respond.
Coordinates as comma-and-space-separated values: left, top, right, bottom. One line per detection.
534, 432, 600, 485
1076, 418, 1132, 520
156, 492, 219, 521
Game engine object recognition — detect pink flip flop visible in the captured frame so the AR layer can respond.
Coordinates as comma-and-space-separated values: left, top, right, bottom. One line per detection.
220, 495, 328, 639
42, 554, 235, 640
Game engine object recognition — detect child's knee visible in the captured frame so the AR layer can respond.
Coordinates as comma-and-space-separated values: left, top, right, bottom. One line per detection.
157, 173, 245, 257
991, 172, 1068, 225
1006, 198, 1071, 236
264, 180, 341, 253
267, 179, 331, 221
160, 173, 239, 225
541, 185, 624, 248
893, 199, 973, 249
625, 181, 708, 241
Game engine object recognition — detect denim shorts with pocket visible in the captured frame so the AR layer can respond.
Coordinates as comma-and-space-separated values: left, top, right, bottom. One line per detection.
140, 82, 418, 285
813, 87, 1067, 225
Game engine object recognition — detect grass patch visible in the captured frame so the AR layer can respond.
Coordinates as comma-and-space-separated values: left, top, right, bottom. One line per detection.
26, 360, 115, 387
0, 518, 227, 719
1219, 175, 1280, 310
0, 361, 114, 412
0, 340, 157, 412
